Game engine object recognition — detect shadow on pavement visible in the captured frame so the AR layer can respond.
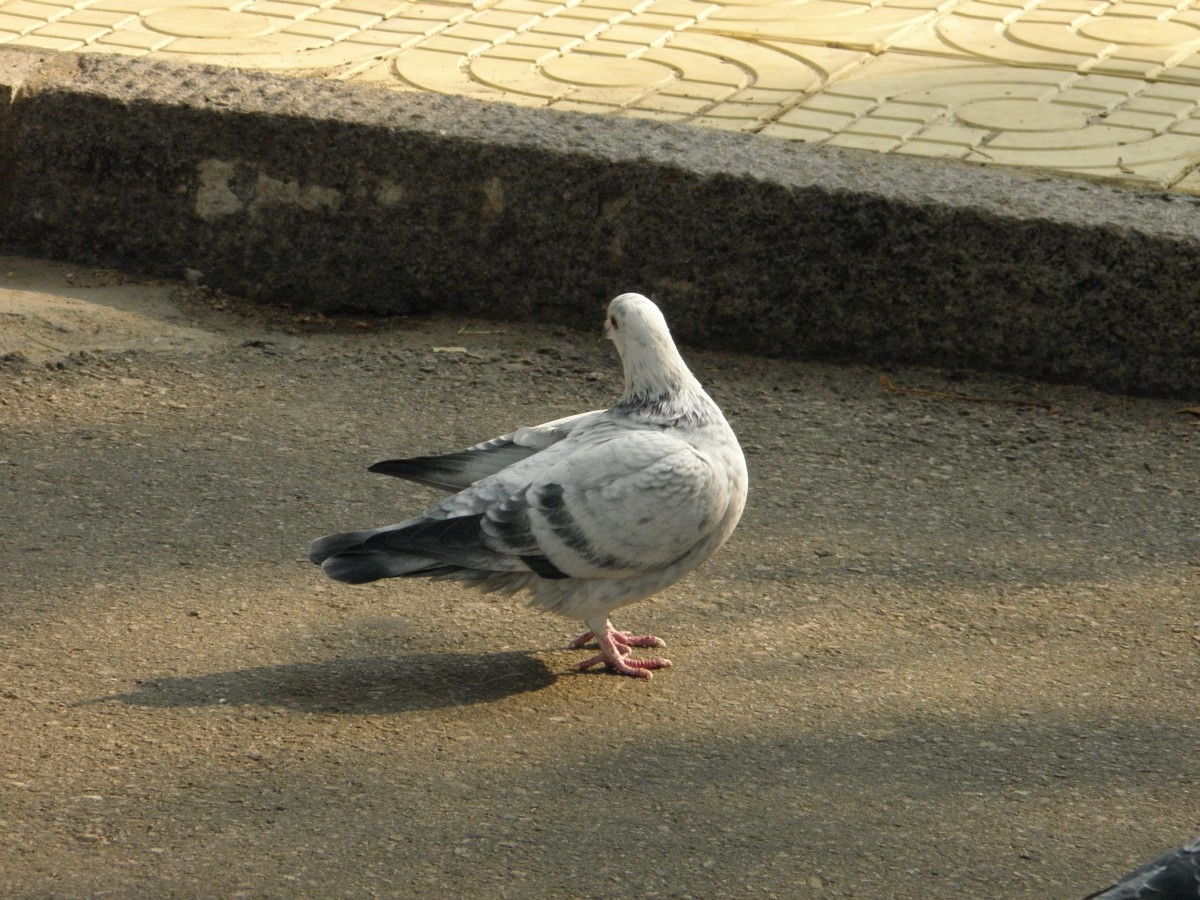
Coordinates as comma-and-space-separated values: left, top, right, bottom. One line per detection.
98, 651, 557, 713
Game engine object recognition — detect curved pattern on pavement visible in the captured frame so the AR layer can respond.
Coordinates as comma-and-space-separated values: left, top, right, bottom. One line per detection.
3, 0, 1200, 189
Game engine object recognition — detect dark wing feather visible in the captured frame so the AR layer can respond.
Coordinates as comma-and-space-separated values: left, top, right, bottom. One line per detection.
368, 410, 608, 492
369, 444, 538, 491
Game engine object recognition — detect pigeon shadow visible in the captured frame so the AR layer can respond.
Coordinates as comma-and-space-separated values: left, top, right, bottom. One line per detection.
100, 651, 557, 714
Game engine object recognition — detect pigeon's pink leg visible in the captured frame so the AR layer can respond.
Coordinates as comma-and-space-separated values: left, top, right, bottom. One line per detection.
569, 620, 666, 650
572, 619, 671, 678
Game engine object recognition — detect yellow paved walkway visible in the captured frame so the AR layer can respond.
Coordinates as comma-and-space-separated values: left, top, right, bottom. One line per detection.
6, 0, 1200, 191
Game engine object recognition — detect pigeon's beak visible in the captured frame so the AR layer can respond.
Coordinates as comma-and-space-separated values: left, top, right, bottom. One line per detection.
604, 311, 621, 342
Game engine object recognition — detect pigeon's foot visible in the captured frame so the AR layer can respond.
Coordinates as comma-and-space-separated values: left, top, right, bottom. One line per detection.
569, 620, 666, 651
573, 619, 671, 678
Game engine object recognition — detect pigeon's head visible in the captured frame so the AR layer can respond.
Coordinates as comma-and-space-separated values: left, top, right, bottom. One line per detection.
605, 293, 695, 400
605, 293, 671, 350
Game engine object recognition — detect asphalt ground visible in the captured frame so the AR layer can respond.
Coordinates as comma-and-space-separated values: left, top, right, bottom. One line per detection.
1, 255, 1197, 898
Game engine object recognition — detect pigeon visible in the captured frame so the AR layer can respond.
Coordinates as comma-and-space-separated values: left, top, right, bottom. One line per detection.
308, 293, 748, 678
1084, 836, 1200, 900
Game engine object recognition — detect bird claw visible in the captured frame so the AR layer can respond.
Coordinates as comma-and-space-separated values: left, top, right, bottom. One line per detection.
572, 620, 671, 678
569, 621, 667, 650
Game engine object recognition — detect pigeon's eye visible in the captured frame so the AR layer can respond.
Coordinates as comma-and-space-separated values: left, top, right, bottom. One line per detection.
609, 315, 619, 330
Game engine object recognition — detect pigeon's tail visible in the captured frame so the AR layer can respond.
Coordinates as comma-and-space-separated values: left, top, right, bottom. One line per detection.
308, 516, 539, 591
308, 529, 378, 565
308, 529, 455, 584
321, 548, 459, 584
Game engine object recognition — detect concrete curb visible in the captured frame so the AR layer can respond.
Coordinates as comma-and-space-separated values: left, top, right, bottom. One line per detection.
2, 47, 1199, 396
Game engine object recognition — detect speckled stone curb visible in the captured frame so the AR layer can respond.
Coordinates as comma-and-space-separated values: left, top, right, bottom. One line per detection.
2, 47, 1199, 396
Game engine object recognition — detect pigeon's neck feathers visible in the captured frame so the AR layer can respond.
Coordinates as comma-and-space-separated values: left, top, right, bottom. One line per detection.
618, 323, 698, 401
607, 293, 710, 418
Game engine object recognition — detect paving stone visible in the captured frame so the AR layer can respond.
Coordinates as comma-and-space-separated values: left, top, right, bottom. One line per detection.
31, 20, 106, 39
10, 32, 81, 49
92, 25, 171, 49
699, 0, 938, 49
0, 15, 38, 33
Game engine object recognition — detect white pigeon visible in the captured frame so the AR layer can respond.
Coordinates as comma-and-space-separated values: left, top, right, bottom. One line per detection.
308, 293, 748, 678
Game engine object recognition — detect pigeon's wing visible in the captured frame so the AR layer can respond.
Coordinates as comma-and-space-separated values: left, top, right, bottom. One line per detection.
519, 430, 734, 579
366, 425, 733, 580
368, 409, 608, 491
1084, 836, 1200, 900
